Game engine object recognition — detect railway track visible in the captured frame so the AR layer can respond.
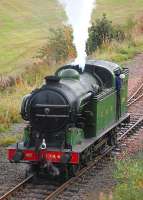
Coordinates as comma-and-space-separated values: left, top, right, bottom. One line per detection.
1, 114, 143, 200
128, 82, 143, 107
117, 115, 143, 142
0, 146, 112, 200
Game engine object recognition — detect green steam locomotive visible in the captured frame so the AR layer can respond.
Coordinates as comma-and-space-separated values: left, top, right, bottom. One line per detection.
8, 60, 130, 178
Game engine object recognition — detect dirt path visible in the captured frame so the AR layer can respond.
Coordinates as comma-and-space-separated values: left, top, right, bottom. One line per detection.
127, 53, 143, 97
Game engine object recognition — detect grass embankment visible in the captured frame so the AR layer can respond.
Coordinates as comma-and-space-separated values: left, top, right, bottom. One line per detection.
93, 0, 143, 62
0, 0, 63, 75
0, 83, 32, 145
94, 0, 143, 25
93, 35, 143, 63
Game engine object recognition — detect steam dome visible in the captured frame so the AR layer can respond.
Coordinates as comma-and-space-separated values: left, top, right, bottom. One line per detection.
58, 69, 80, 80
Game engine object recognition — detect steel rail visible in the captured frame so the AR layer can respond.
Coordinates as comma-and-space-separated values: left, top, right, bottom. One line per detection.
128, 82, 143, 106
0, 175, 33, 200
117, 115, 143, 141
128, 93, 143, 107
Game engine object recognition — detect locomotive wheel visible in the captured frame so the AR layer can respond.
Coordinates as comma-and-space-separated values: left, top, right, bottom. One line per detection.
25, 164, 40, 176
108, 132, 117, 146
25, 164, 39, 184
59, 166, 69, 182
68, 164, 80, 177
25, 166, 32, 178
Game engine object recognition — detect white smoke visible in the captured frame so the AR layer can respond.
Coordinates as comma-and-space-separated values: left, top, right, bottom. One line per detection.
58, 0, 96, 70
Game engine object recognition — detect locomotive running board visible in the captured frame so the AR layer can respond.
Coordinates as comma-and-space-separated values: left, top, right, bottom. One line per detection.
72, 113, 130, 152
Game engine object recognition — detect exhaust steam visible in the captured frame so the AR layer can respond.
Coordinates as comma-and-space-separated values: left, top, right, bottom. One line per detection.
58, 0, 96, 70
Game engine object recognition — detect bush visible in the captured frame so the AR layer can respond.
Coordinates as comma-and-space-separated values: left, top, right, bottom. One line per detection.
37, 26, 76, 64
86, 14, 125, 54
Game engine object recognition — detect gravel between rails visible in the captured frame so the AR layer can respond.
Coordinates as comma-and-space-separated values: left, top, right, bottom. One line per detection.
0, 148, 27, 197
0, 53, 143, 199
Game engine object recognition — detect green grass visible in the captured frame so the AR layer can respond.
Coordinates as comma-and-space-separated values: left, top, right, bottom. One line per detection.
0, 0, 64, 75
94, 0, 143, 25
113, 152, 143, 200
0, 134, 22, 146
91, 35, 143, 63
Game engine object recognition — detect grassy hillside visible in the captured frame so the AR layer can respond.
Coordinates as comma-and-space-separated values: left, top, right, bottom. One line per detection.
0, 0, 143, 75
94, 0, 143, 24
0, 0, 64, 75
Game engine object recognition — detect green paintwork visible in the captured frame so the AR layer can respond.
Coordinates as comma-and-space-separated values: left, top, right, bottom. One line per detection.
83, 89, 117, 138
66, 128, 84, 147
93, 89, 116, 136
83, 67, 129, 139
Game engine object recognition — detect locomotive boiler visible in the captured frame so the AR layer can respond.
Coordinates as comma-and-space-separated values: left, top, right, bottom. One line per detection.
8, 60, 130, 178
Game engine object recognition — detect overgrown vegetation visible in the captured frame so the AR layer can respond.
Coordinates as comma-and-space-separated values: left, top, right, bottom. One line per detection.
36, 15, 126, 63
36, 14, 143, 65
0, 133, 22, 146
86, 14, 125, 54
0, 86, 30, 132
37, 15, 126, 61
112, 153, 143, 200
92, 36, 143, 63
37, 26, 75, 64
93, 15, 143, 62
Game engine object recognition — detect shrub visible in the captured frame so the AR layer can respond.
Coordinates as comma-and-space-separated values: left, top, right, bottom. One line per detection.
86, 14, 125, 55
37, 26, 76, 64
